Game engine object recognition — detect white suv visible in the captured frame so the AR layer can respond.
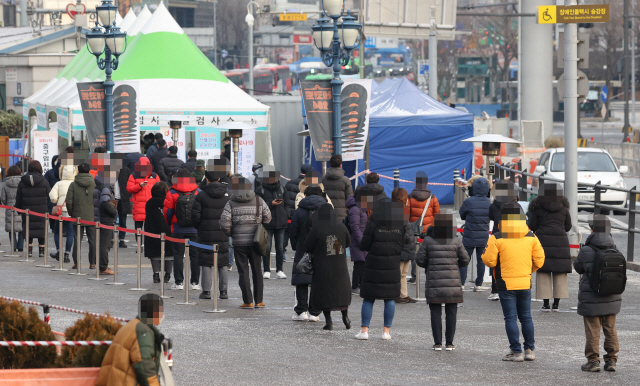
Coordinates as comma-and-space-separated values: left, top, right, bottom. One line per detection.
534, 147, 629, 213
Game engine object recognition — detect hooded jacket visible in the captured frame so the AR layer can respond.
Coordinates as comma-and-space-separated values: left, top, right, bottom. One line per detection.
574, 232, 622, 317
284, 173, 305, 218
407, 187, 440, 231
289, 194, 327, 285
527, 195, 572, 273
247, 165, 263, 191
65, 173, 96, 222
16, 172, 52, 239
255, 181, 288, 230
294, 179, 332, 209
489, 197, 518, 234
364, 182, 388, 202
321, 167, 353, 221
1, 176, 23, 233
191, 168, 205, 186
459, 177, 491, 247
220, 190, 272, 246
126, 158, 160, 222
482, 215, 545, 291
415, 225, 470, 303
164, 179, 200, 234
144, 193, 173, 259
346, 195, 368, 262
49, 165, 77, 215
192, 181, 230, 267
157, 154, 184, 183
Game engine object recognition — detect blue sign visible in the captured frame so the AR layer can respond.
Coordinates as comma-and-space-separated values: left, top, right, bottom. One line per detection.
601, 86, 608, 103
419, 64, 429, 75
365, 37, 376, 48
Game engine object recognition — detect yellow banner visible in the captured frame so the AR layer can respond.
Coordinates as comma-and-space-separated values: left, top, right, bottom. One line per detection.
280, 13, 307, 22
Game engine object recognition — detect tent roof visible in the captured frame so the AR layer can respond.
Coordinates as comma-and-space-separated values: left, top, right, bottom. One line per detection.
127, 5, 152, 36
120, 9, 137, 33
370, 78, 473, 126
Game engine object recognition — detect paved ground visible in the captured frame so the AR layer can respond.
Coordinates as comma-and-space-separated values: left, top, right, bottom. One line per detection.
1, 212, 640, 385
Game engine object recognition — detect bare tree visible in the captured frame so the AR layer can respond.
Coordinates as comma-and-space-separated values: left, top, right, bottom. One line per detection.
216, 0, 250, 67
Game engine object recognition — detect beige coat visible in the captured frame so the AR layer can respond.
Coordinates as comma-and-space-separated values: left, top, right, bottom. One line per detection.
48, 165, 77, 215
295, 180, 333, 209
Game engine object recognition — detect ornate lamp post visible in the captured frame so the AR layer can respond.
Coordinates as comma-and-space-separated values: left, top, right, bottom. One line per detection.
85, 0, 127, 152
312, 0, 361, 156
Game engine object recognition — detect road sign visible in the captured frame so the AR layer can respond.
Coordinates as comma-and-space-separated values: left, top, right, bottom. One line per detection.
601, 85, 608, 103
279, 13, 307, 22
601, 104, 607, 119
538, 4, 609, 24
557, 70, 589, 100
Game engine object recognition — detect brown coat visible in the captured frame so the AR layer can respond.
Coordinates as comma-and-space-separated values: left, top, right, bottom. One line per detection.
407, 188, 440, 230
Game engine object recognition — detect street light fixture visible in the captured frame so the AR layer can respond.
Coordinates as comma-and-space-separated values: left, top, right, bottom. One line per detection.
86, 0, 127, 153
312, 0, 362, 156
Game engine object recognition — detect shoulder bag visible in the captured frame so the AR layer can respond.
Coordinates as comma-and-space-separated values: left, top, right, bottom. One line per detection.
410, 196, 432, 238
253, 197, 269, 255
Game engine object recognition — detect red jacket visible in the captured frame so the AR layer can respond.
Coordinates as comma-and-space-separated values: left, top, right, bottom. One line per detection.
163, 180, 200, 234
126, 157, 159, 221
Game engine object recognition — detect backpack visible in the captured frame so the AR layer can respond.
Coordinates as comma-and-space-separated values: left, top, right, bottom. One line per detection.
175, 189, 197, 227
588, 246, 627, 296
342, 215, 351, 234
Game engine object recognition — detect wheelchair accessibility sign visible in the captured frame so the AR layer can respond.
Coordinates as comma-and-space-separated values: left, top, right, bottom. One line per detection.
538, 5, 609, 24
538, 6, 557, 24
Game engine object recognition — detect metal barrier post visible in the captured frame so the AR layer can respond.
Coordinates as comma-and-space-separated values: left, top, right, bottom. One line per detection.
89, 222, 106, 281
4, 207, 21, 258
628, 188, 637, 262
18, 210, 32, 262
106, 225, 125, 285
519, 169, 528, 201
52, 218, 68, 271
204, 244, 226, 313
414, 237, 426, 301
594, 181, 602, 215
177, 239, 196, 305
393, 169, 400, 189
35, 213, 53, 268
160, 233, 172, 299
130, 228, 147, 291
69, 218, 87, 275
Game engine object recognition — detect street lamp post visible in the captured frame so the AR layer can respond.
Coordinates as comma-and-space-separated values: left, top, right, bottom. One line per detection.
246, 1, 259, 97
312, 0, 361, 156
85, 0, 127, 153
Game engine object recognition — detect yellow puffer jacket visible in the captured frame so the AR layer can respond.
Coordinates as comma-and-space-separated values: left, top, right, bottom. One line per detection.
481, 217, 545, 291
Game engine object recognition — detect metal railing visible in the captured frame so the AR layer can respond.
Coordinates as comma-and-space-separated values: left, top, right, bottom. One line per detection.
496, 163, 640, 262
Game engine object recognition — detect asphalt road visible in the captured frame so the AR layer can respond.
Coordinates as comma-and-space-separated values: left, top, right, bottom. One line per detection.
1, 214, 640, 385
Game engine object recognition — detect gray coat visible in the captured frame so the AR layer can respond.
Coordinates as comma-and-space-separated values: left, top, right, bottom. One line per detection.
321, 167, 353, 221
0, 176, 23, 232
220, 190, 272, 246
415, 226, 470, 303
574, 232, 622, 317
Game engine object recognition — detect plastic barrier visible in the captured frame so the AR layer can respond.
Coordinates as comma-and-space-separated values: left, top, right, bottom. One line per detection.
0, 341, 111, 347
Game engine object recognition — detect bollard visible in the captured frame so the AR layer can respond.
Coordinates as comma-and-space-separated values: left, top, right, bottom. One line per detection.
160, 233, 172, 299
393, 169, 400, 189
4, 207, 21, 258
204, 244, 226, 314
106, 225, 125, 285
88, 222, 106, 281
414, 237, 426, 301
52, 218, 68, 272
130, 228, 148, 291
18, 210, 32, 262
42, 304, 50, 325
177, 239, 196, 305
35, 213, 53, 268
69, 219, 87, 276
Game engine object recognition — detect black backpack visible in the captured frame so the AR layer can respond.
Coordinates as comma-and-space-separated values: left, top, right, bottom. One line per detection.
588, 246, 627, 296
342, 215, 351, 234
175, 189, 197, 227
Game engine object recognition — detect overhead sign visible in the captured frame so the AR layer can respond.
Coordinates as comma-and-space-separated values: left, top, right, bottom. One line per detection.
600, 85, 608, 103
538, 5, 609, 24
293, 34, 313, 45
280, 13, 307, 22
66, 3, 86, 19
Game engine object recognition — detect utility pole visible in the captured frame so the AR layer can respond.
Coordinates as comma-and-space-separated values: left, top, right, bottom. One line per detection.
633, 0, 636, 124
428, 6, 437, 99
624, 0, 630, 141
213, 0, 217, 67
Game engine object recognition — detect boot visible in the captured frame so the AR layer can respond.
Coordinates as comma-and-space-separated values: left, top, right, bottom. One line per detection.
323, 311, 333, 330
50, 251, 60, 261
119, 240, 127, 248
220, 290, 228, 299
199, 291, 212, 299
39, 246, 44, 258
63, 253, 70, 263
342, 310, 351, 330
164, 273, 171, 283
153, 273, 161, 283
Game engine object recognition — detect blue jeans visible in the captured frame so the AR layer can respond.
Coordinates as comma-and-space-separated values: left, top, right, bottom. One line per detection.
228, 237, 234, 266
460, 246, 486, 286
499, 289, 535, 353
53, 220, 74, 253
263, 228, 285, 273
361, 298, 396, 328
12, 232, 24, 250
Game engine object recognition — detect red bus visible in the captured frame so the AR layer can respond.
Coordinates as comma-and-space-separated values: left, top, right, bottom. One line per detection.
222, 71, 246, 91
255, 64, 292, 94
243, 69, 275, 95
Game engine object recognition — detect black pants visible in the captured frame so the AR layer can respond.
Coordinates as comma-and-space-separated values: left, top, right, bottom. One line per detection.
135, 221, 144, 232
99, 227, 113, 271
72, 225, 96, 265
411, 259, 417, 280
28, 237, 44, 246
429, 303, 458, 345
352, 261, 365, 289
295, 284, 320, 316
235, 245, 263, 305
171, 233, 199, 285
117, 201, 128, 240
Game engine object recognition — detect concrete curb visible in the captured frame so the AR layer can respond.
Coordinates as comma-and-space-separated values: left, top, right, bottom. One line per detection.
628, 261, 640, 272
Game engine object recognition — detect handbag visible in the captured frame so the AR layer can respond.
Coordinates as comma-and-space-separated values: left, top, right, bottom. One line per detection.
410, 195, 432, 237
252, 197, 269, 256
157, 346, 175, 386
296, 253, 313, 275
52, 205, 63, 216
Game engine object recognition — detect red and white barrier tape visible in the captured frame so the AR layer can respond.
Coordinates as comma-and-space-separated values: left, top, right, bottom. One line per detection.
1, 296, 130, 323
0, 341, 111, 347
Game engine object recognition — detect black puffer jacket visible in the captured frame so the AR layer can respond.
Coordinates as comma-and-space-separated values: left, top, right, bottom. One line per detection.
527, 196, 572, 273
43, 156, 59, 214
322, 167, 353, 221
158, 154, 184, 183
415, 226, 470, 303
96, 180, 118, 226
489, 198, 518, 234
364, 182, 387, 202
144, 194, 173, 259
182, 158, 197, 173
573, 232, 622, 317
148, 147, 168, 174
255, 181, 288, 230
192, 182, 231, 267
284, 173, 304, 218
15, 173, 51, 239
289, 195, 327, 285
459, 177, 491, 247
117, 167, 132, 214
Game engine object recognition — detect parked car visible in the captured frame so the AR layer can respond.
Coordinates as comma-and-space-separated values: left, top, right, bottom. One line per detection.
534, 147, 629, 214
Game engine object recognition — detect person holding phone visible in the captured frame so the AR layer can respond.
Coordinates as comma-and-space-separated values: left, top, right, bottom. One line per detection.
127, 157, 159, 230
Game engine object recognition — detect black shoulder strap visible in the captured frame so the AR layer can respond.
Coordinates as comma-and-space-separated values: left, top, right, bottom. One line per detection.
255, 197, 260, 224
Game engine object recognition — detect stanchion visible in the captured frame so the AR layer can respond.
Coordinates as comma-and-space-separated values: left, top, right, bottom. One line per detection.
204, 244, 226, 314
88, 221, 106, 281
69, 218, 87, 276
42, 304, 50, 325
35, 213, 53, 268
177, 238, 196, 305
18, 210, 32, 262
52, 218, 68, 272
414, 237, 426, 301
130, 228, 147, 291
4, 207, 21, 258
160, 233, 172, 299
106, 225, 125, 285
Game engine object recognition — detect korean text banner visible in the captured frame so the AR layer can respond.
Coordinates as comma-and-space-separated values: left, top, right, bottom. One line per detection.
195, 127, 222, 161
230, 129, 256, 178
33, 130, 58, 174
341, 79, 372, 161
77, 82, 107, 150
300, 80, 333, 162
112, 81, 140, 153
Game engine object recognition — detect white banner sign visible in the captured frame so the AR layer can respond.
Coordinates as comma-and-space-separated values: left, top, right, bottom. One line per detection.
341, 79, 373, 161
158, 128, 186, 162
229, 129, 256, 178
33, 131, 58, 174
36, 105, 47, 130
56, 108, 69, 140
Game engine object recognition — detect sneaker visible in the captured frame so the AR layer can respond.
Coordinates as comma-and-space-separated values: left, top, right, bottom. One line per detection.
219, 290, 228, 299
171, 283, 184, 290
540, 305, 551, 312
63, 253, 70, 263
461, 285, 465, 291
405, 296, 418, 303
153, 273, 161, 283
190, 282, 202, 291
292, 312, 309, 321
199, 291, 211, 299
445, 344, 455, 351
395, 297, 409, 304
488, 293, 500, 301
355, 331, 369, 340
276, 270, 287, 279
228, 266, 233, 271
552, 303, 559, 312
433, 344, 443, 351
89, 264, 96, 270
524, 348, 535, 361
604, 360, 616, 372
381, 333, 391, 340
255, 302, 266, 308
71, 265, 77, 270
119, 240, 127, 248
474, 285, 489, 292
502, 350, 524, 362
581, 360, 601, 372
50, 251, 59, 260
407, 278, 416, 284
263, 271, 271, 279
100, 268, 115, 275
352, 288, 360, 295
239, 303, 254, 309
164, 273, 171, 283
308, 314, 320, 322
